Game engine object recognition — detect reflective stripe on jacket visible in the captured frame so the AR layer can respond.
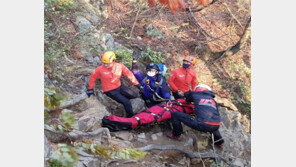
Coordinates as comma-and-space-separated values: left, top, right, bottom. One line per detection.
88, 62, 139, 92
168, 67, 197, 93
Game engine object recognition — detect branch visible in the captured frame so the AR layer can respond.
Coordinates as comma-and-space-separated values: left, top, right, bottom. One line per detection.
222, 3, 243, 29
75, 149, 100, 158
213, 17, 251, 62
60, 93, 88, 109
188, 7, 220, 40
138, 144, 218, 159
44, 125, 111, 141
211, 133, 219, 164
130, 7, 141, 37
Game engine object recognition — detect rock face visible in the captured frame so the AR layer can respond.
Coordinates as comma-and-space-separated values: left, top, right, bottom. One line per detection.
76, 96, 110, 128
219, 107, 251, 163
75, 16, 93, 33
131, 98, 146, 114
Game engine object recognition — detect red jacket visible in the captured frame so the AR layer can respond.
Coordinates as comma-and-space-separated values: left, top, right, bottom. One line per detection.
168, 67, 197, 93
88, 62, 139, 92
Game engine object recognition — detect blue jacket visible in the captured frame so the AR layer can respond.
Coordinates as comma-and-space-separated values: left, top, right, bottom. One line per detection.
185, 90, 221, 124
132, 70, 171, 100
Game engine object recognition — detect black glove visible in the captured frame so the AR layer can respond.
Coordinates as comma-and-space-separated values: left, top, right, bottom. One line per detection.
86, 89, 94, 97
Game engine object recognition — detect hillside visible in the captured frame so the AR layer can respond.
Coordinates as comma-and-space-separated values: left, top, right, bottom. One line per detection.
44, 0, 251, 166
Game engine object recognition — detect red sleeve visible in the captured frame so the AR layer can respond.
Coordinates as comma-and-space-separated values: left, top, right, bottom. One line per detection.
168, 70, 178, 92
191, 70, 197, 90
88, 67, 101, 89
121, 64, 139, 85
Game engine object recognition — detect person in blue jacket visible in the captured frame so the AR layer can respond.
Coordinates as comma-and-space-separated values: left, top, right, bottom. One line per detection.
166, 84, 224, 147
132, 60, 171, 108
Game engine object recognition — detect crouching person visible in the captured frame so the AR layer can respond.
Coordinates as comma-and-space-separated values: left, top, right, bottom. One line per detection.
86, 51, 141, 117
166, 84, 224, 147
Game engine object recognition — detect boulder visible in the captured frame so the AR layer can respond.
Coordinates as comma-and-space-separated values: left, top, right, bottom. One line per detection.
75, 16, 93, 33
114, 131, 132, 141
131, 98, 146, 114
104, 33, 115, 50
137, 133, 146, 139
44, 136, 55, 158
219, 107, 251, 161
151, 134, 158, 141
75, 157, 100, 167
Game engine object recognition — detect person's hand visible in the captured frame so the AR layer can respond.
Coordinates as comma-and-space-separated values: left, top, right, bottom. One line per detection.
177, 90, 184, 97
86, 89, 94, 97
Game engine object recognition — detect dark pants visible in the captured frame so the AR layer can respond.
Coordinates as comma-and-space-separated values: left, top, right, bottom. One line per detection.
171, 112, 224, 145
105, 85, 138, 117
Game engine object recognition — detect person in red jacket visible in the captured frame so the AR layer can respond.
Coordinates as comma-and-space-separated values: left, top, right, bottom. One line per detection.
86, 51, 141, 117
168, 56, 197, 100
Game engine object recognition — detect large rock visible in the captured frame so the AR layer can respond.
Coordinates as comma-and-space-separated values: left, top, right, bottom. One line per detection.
76, 0, 107, 25
76, 96, 110, 127
131, 98, 146, 114
104, 33, 115, 50
114, 131, 132, 141
219, 107, 251, 162
78, 115, 101, 132
75, 16, 93, 33
75, 157, 100, 167
44, 136, 55, 158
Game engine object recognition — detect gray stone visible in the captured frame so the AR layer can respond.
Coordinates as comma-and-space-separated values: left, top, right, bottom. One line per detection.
77, 115, 101, 132
131, 98, 146, 114
232, 158, 245, 167
137, 138, 148, 143
151, 134, 158, 141
44, 136, 55, 158
155, 132, 163, 137
44, 75, 54, 86
110, 138, 132, 147
75, 16, 93, 33
115, 131, 131, 141
104, 33, 115, 50
75, 157, 100, 167
184, 138, 193, 147
78, 120, 88, 131
86, 117, 101, 131
93, 56, 101, 66
137, 133, 146, 139
84, 56, 94, 62
219, 107, 251, 161
178, 157, 187, 165
128, 134, 134, 141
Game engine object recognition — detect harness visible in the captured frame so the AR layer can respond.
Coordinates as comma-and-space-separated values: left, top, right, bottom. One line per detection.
141, 74, 166, 102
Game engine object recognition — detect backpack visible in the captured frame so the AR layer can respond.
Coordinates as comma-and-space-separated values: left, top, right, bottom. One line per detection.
157, 64, 167, 76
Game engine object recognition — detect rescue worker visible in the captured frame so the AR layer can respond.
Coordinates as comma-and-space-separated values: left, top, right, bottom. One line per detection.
132, 60, 171, 107
86, 51, 141, 117
166, 84, 224, 147
168, 56, 197, 100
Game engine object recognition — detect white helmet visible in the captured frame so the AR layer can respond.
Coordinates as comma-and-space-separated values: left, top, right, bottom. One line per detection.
194, 84, 212, 91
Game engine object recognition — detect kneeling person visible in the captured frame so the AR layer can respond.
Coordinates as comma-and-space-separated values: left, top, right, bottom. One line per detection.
167, 84, 224, 147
